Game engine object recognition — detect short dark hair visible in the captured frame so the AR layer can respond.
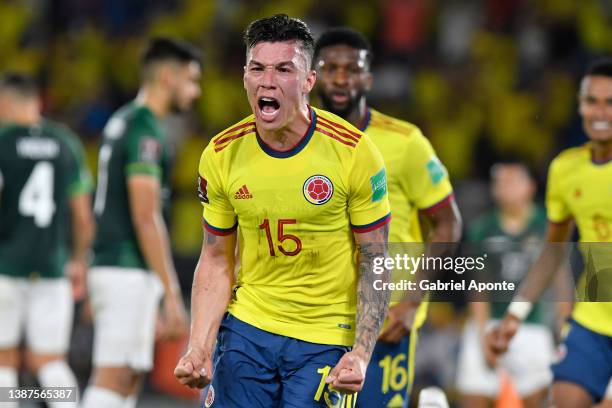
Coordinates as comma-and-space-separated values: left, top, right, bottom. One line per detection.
142, 37, 202, 70
314, 27, 372, 66
585, 58, 612, 78
490, 158, 536, 181
244, 14, 314, 69
0, 72, 39, 97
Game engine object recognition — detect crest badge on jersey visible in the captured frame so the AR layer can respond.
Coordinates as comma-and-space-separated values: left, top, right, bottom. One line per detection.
303, 175, 334, 205
139, 137, 161, 163
204, 385, 214, 407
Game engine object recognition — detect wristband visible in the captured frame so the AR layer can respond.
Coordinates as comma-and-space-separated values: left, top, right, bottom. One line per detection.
507, 298, 533, 321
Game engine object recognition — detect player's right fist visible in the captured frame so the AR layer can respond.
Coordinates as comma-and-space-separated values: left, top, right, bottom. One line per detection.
326, 350, 368, 393
174, 347, 213, 389
485, 314, 521, 356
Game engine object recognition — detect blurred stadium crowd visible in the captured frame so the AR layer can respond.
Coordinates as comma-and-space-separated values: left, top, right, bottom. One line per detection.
2, 0, 611, 406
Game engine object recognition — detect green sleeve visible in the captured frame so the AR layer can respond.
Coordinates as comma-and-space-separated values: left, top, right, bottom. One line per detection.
55, 125, 94, 197
123, 118, 163, 179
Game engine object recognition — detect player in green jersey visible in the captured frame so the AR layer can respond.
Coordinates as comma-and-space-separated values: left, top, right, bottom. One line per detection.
82, 38, 201, 408
457, 161, 569, 408
0, 72, 94, 408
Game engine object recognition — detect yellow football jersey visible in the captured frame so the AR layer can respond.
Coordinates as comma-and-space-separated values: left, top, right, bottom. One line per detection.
363, 108, 454, 329
363, 109, 454, 242
546, 143, 612, 336
199, 107, 391, 346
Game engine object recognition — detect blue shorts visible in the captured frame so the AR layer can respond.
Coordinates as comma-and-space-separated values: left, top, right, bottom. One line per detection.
201, 314, 357, 408
551, 319, 612, 403
356, 333, 415, 408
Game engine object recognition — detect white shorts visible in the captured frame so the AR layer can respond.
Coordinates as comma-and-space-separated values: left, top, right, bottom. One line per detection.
88, 267, 163, 372
0, 275, 73, 354
456, 319, 554, 397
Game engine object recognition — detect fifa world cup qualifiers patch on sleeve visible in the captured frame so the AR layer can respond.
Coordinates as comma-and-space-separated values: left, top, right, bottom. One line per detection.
426, 157, 446, 185
370, 168, 387, 202
197, 175, 209, 203
138, 137, 161, 163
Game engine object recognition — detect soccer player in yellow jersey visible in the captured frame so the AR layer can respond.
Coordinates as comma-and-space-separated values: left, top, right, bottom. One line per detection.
314, 28, 462, 407
175, 15, 392, 407
488, 59, 612, 408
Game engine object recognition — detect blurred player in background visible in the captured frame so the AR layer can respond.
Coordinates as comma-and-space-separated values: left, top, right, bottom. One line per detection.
175, 14, 391, 407
0, 73, 94, 407
488, 59, 612, 408
81, 38, 201, 408
457, 161, 569, 408
314, 27, 461, 408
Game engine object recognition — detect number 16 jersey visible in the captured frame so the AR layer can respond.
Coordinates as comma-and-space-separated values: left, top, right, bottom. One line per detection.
199, 107, 391, 347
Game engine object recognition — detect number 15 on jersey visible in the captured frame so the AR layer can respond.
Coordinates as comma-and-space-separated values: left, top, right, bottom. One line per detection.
259, 218, 302, 257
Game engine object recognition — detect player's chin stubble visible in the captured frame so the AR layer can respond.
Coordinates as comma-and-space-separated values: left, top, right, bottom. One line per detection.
318, 90, 362, 120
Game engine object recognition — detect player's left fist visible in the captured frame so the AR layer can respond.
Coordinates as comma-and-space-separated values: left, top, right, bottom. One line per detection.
326, 350, 368, 393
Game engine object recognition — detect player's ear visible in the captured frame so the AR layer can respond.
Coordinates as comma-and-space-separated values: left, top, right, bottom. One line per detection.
158, 63, 175, 88
303, 69, 316, 94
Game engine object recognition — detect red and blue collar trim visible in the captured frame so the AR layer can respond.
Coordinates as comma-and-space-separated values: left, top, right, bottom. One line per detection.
256, 106, 317, 158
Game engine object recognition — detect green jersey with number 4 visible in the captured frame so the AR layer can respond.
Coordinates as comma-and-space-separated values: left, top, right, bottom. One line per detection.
93, 102, 170, 270
0, 120, 93, 278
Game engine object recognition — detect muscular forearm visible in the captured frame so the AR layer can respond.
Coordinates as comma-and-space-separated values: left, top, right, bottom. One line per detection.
404, 204, 462, 303
188, 257, 233, 352
510, 220, 574, 315
428, 219, 462, 245
187, 230, 236, 352
516, 244, 567, 304
354, 238, 391, 358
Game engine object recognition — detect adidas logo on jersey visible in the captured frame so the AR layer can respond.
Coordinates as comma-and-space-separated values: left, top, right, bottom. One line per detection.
234, 185, 253, 200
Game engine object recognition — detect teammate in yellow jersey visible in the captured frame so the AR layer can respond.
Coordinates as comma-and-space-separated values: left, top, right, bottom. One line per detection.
314, 28, 462, 407
488, 59, 612, 408
174, 15, 392, 407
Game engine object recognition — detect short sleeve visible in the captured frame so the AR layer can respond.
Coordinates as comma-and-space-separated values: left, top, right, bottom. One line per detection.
124, 121, 163, 179
348, 137, 391, 233
404, 132, 454, 213
198, 146, 237, 235
545, 158, 571, 223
